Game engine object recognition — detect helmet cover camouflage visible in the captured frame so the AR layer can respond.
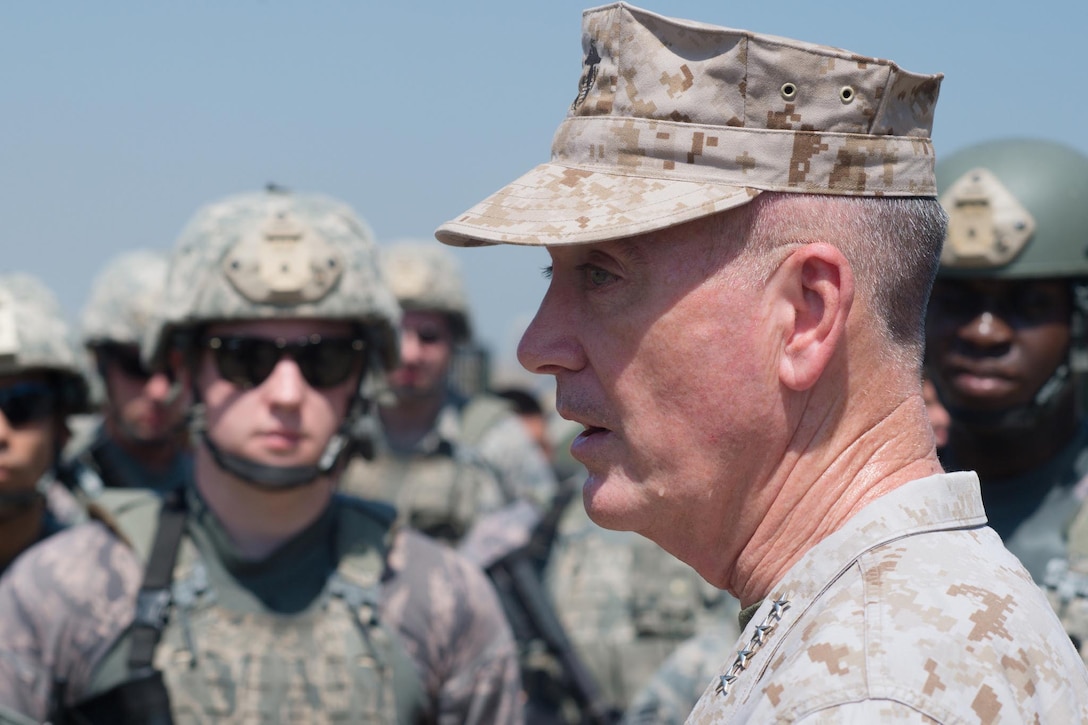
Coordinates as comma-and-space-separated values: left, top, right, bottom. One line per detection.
0, 273, 91, 413
145, 189, 401, 372
381, 241, 472, 341
81, 249, 170, 348
437, 2, 942, 248
936, 138, 1088, 279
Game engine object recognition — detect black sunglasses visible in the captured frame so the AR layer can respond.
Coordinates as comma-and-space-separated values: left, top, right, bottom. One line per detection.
200, 334, 367, 390
99, 344, 152, 381
0, 382, 57, 427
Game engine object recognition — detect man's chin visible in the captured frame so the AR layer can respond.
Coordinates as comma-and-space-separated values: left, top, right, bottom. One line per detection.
581, 474, 641, 532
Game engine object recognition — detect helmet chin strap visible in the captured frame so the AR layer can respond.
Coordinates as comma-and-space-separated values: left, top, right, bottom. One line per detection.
198, 427, 344, 490
183, 339, 383, 491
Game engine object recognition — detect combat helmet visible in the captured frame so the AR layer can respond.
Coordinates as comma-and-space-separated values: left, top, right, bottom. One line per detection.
80, 249, 171, 409
0, 273, 91, 415
382, 241, 473, 341
935, 138, 1088, 421
145, 188, 402, 489
83, 249, 171, 348
0, 274, 92, 509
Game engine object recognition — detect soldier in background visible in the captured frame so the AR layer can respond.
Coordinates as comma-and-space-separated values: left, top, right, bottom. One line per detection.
72, 249, 191, 494
925, 138, 1088, 654
0, 189, 521, 724
0, 274, 91, 575
340, 241, 558, 540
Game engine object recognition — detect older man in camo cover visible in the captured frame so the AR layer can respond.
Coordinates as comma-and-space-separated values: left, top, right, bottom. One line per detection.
436, 3, 1088, 722
340, 241, 557, 543
0, 189, 521, 725
0, 274, 91, 576
71, 249, 192, 495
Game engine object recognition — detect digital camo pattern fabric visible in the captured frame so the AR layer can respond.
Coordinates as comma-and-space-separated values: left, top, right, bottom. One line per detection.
437, 2, 941, 248
547, 499, 739, 712
339, 396, 511, 544
622, 624, 739, 725
471, 400, 559, 510
0, 494, 523, 724
382, 241, 473, 340
145, 190, 401, 373
0, 274, 90, 410
340, 394, 558, 532
80, 249, 170, 347
685, 472, 1088, 724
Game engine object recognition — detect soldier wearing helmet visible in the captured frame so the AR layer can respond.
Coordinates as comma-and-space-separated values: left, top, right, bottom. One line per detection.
0, 190, 522, 724
0, 273, 90, 575
925, 138, 1088, 655
340, 241, 558, 539
72, 249, 191, 493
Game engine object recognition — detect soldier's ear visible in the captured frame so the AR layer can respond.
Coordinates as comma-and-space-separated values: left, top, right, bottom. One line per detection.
768, 242, 854, 392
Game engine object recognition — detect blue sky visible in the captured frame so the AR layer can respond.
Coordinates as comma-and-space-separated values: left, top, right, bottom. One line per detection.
3, 1, 1084, 383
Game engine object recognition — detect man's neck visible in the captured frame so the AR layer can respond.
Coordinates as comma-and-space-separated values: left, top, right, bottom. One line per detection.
194, 452, 334, 560
379, 395, 446, 450
0, 500, 45, 573
946, 406, 1080, 482
728, 395, 943, 607
105, 416, 187, 473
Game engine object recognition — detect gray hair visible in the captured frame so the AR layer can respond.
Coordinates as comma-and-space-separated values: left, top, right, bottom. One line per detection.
721, 193, 947, 366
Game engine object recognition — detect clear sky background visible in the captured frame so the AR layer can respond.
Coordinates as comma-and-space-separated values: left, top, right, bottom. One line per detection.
3, 1, 1085, 385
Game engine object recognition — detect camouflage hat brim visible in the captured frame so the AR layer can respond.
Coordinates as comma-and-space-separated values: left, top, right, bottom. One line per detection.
436, 3, 941, 249
437, 161, 758, 248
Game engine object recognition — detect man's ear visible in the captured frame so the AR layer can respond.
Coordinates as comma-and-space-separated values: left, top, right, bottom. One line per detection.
769, 243, 854, 391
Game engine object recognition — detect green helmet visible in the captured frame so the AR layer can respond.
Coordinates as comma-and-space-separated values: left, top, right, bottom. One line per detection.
381, 241, 472, 341
0, 273, 90, 414
937, 138, 1088, 279
82, 249, 170, 348
145, 188, 403, 489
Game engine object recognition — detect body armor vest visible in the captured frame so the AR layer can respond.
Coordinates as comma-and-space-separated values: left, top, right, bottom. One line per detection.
76, 490, 425, 724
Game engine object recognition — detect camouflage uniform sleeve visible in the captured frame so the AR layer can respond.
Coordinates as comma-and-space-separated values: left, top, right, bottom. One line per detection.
0, 522, 141, 720
382, 529, 524, 725
794, 702, 940, 723
622, 625, 739, 725
476, 415, 558, 509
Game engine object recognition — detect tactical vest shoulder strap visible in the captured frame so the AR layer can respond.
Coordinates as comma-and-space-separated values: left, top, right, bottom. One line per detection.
126, 490, 188, 673
331, 495, 395, 589
459, 394, 513, 448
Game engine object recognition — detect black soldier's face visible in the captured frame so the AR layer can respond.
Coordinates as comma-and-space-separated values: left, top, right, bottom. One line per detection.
926, 278, 1071, 413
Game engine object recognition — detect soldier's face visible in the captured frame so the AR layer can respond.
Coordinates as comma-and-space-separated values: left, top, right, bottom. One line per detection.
517, 214, 781, 564
388, 311, 453, 402
194, 319, 361, 470
0, 373, 57, 504
926, 278, 1071, 413
99, 345, 186, 445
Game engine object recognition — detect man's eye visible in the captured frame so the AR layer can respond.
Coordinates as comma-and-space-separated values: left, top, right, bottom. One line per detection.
580, 265, 615, 286
541, 266, 553, 279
